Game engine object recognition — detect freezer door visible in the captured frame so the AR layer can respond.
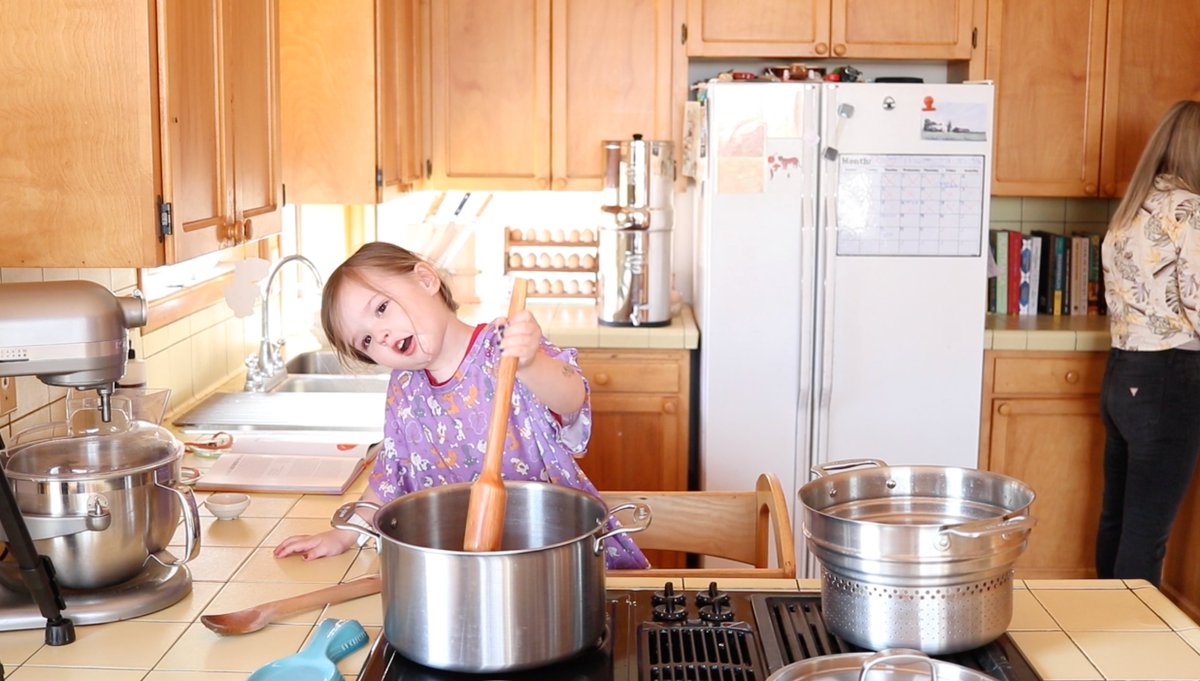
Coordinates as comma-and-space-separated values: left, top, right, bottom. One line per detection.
695, 82, 821, 544
812, 83, 994, 472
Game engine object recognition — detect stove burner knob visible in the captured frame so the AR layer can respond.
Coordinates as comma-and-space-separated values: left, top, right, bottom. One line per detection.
651, 602, 689, 623
695, 581, 730, 608
698, 604, 735, 623
651, 581, 686, 607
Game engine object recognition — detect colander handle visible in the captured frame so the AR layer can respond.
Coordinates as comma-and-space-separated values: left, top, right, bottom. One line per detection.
809, 458, 887, 479
939, 514, 1036, 541
857, 648, 938, 681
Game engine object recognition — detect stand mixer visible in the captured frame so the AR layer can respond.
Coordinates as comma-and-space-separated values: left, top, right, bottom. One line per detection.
0, 280, 191, 644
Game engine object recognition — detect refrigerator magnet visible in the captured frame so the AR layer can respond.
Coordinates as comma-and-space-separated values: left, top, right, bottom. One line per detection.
920, 101, 988, 142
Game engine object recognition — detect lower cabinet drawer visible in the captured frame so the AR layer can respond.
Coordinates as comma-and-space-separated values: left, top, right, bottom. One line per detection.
993, 353, 1106, 395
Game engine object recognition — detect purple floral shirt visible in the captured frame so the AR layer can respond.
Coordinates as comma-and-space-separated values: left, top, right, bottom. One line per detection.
369, 323, 648, 569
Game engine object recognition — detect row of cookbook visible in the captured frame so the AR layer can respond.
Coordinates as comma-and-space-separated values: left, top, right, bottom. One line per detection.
988, 229, 1106, 316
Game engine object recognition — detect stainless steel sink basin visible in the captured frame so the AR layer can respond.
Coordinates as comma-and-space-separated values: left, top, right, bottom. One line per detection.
284, 351, 389, 376
272, 374, 389, 393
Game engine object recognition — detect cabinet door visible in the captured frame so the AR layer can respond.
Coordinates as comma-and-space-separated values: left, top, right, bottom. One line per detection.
0, 0, 161, 267
832, 0, 973, 59
686, 0, 830, 57
1163, 465, 1200, 621
163, 0, 232, 262
1099, 0, 1200, 198
988, 397, 1106, 579
552, 0, 674, 189
582, 393, 683, 493
428, 0, 550, 189
226, 0, 282, 245
986, 0, 1107, 197
280, 0, 378, 205
378, 0, 424, 199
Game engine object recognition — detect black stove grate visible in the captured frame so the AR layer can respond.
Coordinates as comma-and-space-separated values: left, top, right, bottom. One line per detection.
639, 622, 766, 680
751, 595, 1042, 681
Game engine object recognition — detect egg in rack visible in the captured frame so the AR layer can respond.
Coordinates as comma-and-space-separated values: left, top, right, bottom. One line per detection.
504, 226, 599, 300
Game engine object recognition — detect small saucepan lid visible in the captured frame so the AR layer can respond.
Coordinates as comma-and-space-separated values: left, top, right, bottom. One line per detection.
4, 420, 183, 481
766, 649, 1001, 681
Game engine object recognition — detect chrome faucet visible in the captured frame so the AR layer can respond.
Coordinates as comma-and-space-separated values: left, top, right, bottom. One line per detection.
244, 254, 324, 392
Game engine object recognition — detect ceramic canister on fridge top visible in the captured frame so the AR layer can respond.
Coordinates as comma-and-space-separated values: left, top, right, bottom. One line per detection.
597, 135, 674, 327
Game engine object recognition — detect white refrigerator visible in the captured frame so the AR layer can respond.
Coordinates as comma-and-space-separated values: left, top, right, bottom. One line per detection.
693, 81, 994, 572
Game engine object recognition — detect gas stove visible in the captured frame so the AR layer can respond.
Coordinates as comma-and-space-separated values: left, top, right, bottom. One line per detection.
357, 581, 1042, 680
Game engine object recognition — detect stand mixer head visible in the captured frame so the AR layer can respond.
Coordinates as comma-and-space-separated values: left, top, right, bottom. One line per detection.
0, 281, 148, 422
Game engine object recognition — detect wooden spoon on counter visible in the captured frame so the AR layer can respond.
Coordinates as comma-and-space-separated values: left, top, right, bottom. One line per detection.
201, 575, 381, 636
462, 278, 528, 552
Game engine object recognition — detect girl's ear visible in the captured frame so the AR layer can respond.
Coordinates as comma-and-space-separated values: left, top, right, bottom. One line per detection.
413, 261, 442, 296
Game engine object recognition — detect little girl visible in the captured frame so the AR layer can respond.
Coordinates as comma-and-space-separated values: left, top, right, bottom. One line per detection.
273, 242, 648, 569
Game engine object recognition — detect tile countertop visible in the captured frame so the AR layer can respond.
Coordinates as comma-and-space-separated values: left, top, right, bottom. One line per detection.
985, 314, 1111, 352
458, 301, 699, 350
3, 473, 1199, 680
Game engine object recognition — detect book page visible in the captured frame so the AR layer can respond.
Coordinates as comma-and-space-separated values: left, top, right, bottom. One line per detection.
195, 453, 367, 495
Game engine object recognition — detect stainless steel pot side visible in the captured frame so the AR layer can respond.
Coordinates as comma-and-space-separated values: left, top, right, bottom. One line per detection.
798, 459, 1036, 654
765, 648, 1002, 681
334, 481, 651, 673
3, 421, 200, 590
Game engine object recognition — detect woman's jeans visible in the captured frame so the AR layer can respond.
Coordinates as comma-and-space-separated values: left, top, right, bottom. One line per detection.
1097, 348, 1200, 585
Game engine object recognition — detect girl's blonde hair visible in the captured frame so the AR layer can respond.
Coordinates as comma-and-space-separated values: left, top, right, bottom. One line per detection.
320, 242, 458, 366
1110, 100, 1200, 230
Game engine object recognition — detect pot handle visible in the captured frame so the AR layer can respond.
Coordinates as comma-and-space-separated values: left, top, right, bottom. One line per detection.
178, 466, 202, 486
937, 514, 1037, 547
331, 501, 382, 542
857, 649, 937, 681
592, 502, 652, 556
809, 458, 887, 479
150, 482, 202, 565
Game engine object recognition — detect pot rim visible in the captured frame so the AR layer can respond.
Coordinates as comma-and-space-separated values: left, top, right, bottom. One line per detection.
4, 431, 184, 483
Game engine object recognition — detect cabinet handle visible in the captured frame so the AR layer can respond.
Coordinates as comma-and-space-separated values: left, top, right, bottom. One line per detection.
997, 403, 1010, 416
554, 177, 567, 190
815, 42, 828, 55
242, 218, 253, 242
833, 43, 846, 56
593, 372, 610, 386
1084, 183, 1097, 195
537, 177, 549, 190
662, 399, 677, 414
1103, 183, 1116, 196
1064, 370, 1079, 384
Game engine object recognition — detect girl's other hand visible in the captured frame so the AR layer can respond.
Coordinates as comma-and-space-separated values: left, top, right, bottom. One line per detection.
499, 309, 543, 368
273, 529, 358, 561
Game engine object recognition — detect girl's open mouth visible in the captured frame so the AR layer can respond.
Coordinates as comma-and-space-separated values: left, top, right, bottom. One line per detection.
398, 336, 414, 354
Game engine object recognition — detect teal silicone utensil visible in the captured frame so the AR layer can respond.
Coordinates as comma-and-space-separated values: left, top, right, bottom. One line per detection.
247, 618, 369, 681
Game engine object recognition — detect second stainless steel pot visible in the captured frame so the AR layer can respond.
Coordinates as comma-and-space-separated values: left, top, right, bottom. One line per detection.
799, 459, 1036, 654
334, 481, 650, 673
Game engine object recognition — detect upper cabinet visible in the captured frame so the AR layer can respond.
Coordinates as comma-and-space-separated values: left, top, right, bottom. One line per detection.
427, 0, 675, 190
988, 0, 1200, 197
0, 0, 282, 268
280, 0, 423, 205
685, 0, 975, 59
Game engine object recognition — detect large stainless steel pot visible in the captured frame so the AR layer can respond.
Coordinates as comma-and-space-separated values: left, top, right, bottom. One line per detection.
766, 648, 1000, 681
2, 420, 200, 589
334, 481, 650, 673
798, 459, 1036, 654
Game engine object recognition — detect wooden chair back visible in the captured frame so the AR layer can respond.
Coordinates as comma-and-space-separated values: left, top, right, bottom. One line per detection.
602, 473, 796, 578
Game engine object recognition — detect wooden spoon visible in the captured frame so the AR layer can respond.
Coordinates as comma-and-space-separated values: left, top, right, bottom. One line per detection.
200, 575, 382, 636
462, 278, 529, 552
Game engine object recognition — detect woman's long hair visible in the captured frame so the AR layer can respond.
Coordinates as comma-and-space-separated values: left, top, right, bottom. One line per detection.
1109, 100, 1200, 230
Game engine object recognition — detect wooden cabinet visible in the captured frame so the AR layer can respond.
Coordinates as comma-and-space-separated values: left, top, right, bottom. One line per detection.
577, 348, 691, 569
1163, 467, 1200, 622
427, 0, 675, 190
0, 0, 281, 267
987, 0, 1200, 197
685, 0, 975, 59
280, 0, 423, 204
980, 351, 1107, 579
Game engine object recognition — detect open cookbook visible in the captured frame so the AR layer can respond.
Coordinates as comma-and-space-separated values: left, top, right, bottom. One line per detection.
192, 435, 376, 495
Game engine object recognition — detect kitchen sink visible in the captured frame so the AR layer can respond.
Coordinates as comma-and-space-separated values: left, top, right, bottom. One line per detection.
284, 351, 388, 376
272, 374, 388, 393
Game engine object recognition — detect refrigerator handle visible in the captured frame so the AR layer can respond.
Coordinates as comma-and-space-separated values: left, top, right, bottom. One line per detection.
814, 191, 839, 465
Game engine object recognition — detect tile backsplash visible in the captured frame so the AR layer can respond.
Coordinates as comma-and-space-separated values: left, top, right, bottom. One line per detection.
990, 196, 1118, 238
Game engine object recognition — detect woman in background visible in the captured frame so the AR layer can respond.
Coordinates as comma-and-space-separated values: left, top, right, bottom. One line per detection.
1097, 100, 1200, 585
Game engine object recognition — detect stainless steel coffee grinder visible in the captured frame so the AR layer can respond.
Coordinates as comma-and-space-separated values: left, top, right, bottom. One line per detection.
598, 134, 675, 327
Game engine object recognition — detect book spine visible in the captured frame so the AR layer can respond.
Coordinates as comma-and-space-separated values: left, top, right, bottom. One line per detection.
1019, 236, 1035, 314
994, 231, 1008, 314
1088, 234, 1102, 315
1053, 235, 1066, 316
1007, 231, 1022, 315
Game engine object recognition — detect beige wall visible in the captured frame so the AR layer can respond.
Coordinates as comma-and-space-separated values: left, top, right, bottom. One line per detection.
0, 266, 258, 445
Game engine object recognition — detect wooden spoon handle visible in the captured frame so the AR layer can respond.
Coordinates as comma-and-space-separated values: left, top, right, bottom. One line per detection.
261, 574, 382, 617
463, 279, 528, 552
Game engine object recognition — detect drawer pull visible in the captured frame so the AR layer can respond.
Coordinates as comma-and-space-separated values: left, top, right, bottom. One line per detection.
997, 403, 1010, 416
662, 399, 677, 414
1064, 370, 1079, 384
594, 372, 610, 386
